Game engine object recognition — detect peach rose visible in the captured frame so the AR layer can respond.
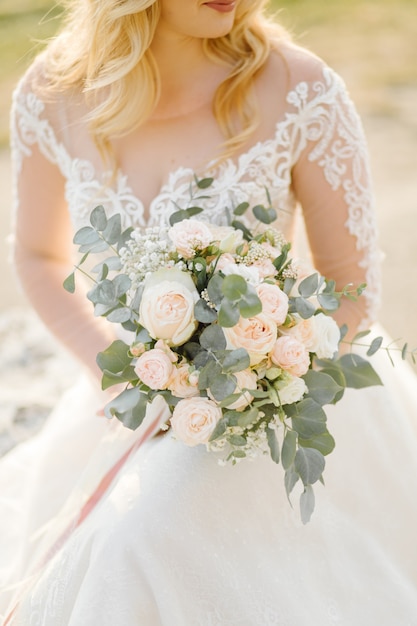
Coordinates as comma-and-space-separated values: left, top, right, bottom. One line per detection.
170, 397, 222, 446
139, 268, 199, 346
281, 317, 317, 350
251, 258, 277, 279
270, 336, 310, 377
134, 348, 174, 390
257, 283, 289, 325
168, 219, 212, 258
227, 368, 258, 411
168, 364, 199, 398
223, 314, 277, 365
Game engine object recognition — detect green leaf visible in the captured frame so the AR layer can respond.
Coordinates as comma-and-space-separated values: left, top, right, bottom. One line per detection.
97, 340, 131, 374
366, 336, 383, 357
102, 214, 122, 244
92, 256, 122, 274
294, 447, 325, 486
209, 416, 229, 441
252, 204, 276, 224
73, 226, 100, 246
196, 176, 214, 189
87, 280, 116, 305
221, 274, 247, 299
207, 273, 224, 305
79, 240, 110, 254
106, 307, 132, 323
90, 205, 108, 231
237, 406, 259, 427
293, 297, 316, 319
234, 201, 249, 216
298, 432, 335, 456
352, 329, 371, 342
298, 273, 319, 297
303, 370, 343, 406
266, 427, 280, 463
281, 429, 297, 470
197, 360, 222, 391
401, 343, 409, 361
272, 245, 290, 272
209, 373, 237, 401
228, 434, 247, 447
317, 293, 340, 311
239, 289, 262, 318
199, 324, 227, 351
231, 220, 252, 241
338, 353, 383, 388
218, 298, 240, 327
300, 485, 315, 524
169, 209, 189, 226
194, 299, 218, 323
63, 272, 75, 293
284, 465, 299, 501
221, 348, 250, 373
113, 274, 131, 298
287, 399, 327, 438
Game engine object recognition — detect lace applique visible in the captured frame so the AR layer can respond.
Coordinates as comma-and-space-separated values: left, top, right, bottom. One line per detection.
11, 66, 380, 325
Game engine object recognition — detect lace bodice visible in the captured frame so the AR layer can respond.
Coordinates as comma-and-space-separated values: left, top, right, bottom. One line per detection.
10, 56, 381, 346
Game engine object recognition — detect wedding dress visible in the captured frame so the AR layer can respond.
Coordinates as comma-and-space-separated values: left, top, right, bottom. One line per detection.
1, 46, 417, 625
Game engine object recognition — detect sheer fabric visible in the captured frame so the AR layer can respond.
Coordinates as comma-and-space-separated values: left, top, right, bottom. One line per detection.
1, 45, 416, 624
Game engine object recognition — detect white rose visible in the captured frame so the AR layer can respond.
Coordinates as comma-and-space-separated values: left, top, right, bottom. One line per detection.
275, 375, 308, 405
170, 397, 222, 446
168, 219, 213, 258
308, 313, 341, 358
139, 268, 199, 346
209, 225, 244, 253
221, 263, 260, 286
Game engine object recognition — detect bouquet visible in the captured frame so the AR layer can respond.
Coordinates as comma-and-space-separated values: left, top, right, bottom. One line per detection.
65, 176, 384, 523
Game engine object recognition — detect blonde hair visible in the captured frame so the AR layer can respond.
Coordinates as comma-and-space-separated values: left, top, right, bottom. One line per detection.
44, 0, 288, 160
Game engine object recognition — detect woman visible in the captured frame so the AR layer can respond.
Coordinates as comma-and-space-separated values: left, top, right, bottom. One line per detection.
1, 0, 417, 623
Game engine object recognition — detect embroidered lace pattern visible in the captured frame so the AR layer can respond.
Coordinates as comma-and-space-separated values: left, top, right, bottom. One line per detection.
10, 66, 380, 324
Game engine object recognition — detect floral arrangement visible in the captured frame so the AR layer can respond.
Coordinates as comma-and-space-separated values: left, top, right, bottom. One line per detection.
64, 176, 383, 523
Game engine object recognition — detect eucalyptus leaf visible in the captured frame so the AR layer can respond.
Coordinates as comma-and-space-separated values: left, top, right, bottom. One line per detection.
87, 280, 116, 306
294, 447, 325, 486
196, 177, 214, 189
281, 429, 297, 470
63, 272, 75, 293
102, 214, 122, 244
207, 273, 224, 305
221, 274, 247, 299
231, 219, 252, 241
209, 373, 237, 401
300, 485, 315, 524
79, 240, 110, 254
218, 298, 240, 327
186, 206, 205, 218
287, 399, 327, 438
169, 209, 189, 226
73, 226, 100, 245
90, 205, 107, 231
97, 340, 131, 374
298, 432, 335, 456
303, 370, 343, 406
198, 360, 222, 391
194, 299, 218, 323
237, 407, 259, 427
317, 293, 340, 311
367, 336, 383, 357
266, 427, 280, 463
338, 353, 383, 388
239, 289, 262, 318
113, 274, 131, 298
221, 348, 250, 373
209, 416, 229, 441
228, 434, 247, 447
252, 204, 276, 224
92, 256, 123, 274
106, 307, 132, 323
298, 273, 319, 298
234, 201, 249, 216
284, 465, 299, 501
293, 297, 316, 319
200, 324, 227, 351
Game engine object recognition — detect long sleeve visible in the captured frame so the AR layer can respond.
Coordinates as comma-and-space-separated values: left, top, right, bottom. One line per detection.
288, 62, 381, 335
9, 65, 116, 383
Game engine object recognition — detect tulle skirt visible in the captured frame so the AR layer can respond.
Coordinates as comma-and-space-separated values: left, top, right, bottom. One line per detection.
1, 326, 417, 625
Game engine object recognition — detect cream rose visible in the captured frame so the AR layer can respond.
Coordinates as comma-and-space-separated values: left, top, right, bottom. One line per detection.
220, 263, 260, 286
251, 258, 277, 279
168, 219, 212, 258
270, 336, 310, 377
308, 313, 341, 358
227, 368, 258, 411
139, 268, 199, 346
168, 364, 199, 398
275, 375, 308, 405
281, 316, 317, 351
223, 314, 277, 365
209, 225, 243, 253
134, 348, 174, 390
257, 283, 289, 325
170, 397, 222, 446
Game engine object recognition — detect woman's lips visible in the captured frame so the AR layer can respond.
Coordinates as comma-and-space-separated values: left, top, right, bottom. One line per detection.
203, 1, 236, 13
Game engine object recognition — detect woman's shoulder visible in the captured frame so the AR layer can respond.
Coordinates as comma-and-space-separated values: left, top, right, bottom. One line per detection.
267, 40, 346, 97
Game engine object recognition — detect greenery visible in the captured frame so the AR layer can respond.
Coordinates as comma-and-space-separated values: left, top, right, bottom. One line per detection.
1, 0, 416, 145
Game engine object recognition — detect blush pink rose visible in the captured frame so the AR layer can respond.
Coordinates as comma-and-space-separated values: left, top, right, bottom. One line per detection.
251, 258, 277, 279
134, 348, 174, 390
168, 219, 213, 258
227, 369, 258, 411
257, 283, 289, 325
168, 364, 199, 398
223, 314, 277, 365
170, 397, 222, 446
270, 336, 310, 377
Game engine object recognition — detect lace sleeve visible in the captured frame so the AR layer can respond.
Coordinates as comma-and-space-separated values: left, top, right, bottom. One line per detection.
289, 65, 381, 332
9, 63, 116, 382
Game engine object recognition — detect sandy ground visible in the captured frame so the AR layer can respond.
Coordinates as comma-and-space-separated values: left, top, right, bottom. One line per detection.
0, 104, 416, 456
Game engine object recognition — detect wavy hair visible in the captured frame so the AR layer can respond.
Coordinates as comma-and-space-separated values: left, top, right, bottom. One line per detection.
44, 0, 288, 160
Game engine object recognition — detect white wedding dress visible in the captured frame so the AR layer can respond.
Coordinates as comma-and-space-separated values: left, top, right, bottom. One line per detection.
1, 47, 417, 625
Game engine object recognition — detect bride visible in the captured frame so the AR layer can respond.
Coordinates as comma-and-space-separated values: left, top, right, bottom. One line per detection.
1, 0, 417, 623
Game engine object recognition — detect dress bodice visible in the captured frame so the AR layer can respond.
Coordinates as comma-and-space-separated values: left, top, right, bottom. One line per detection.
10, 60, 381, 327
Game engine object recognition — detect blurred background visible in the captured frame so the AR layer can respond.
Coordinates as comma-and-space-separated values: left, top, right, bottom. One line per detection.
0, 0, 416, 452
